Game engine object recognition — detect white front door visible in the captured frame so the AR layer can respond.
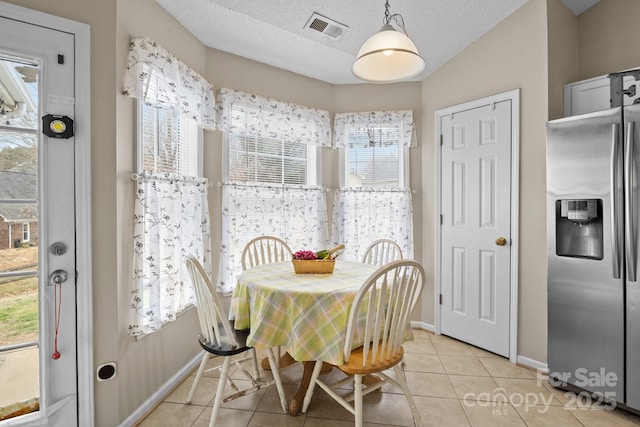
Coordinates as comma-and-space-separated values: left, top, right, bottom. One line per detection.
439, 99, 513, 357
0, 14, 78, 426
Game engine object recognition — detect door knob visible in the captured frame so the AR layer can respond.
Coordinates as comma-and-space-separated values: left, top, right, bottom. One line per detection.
495, 237, 507, 246
49, 270, 68, 286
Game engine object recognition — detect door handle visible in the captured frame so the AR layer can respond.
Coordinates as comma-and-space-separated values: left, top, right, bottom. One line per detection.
49, 270, 68, 286
495, 237, 507, 246
625, 121, 637, 282
612, 123, 622, 279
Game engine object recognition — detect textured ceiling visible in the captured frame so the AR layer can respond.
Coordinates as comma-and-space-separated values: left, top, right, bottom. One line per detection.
156, 0, 597, 85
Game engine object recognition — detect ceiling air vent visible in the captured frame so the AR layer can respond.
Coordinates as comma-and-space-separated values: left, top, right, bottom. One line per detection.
304, 13, 348, 40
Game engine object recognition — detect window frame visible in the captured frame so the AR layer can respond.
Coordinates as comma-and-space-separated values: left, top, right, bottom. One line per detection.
22, 222, 30, 242
135, 100, 204, 177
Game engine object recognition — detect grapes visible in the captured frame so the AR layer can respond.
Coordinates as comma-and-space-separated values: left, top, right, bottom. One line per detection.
294, 250, 318, 260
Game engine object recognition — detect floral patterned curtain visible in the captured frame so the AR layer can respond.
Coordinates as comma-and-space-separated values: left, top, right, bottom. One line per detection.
215, 88, 332, 146
331, 188, 414, 262
333, 110, 416, 148
217, 182, 329, 294
123, 37, 216, 130
129, 172, 212, 336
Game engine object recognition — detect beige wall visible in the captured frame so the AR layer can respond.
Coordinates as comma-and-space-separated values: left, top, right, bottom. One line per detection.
547, 0, 579, 120
421, 0, 550, 363
578, 0, 640, 80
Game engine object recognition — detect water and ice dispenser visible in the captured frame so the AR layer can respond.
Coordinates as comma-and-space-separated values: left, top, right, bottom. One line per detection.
555, 199, 603, 260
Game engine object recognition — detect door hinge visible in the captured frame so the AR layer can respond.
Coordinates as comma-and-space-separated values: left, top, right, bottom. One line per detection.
440, 134, 443, 145
440, 214, 443, 224
439, 294, 443, 305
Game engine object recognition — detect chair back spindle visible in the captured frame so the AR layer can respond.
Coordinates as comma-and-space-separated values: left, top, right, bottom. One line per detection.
362, 239, 403, 266
344, 259, 424, 367
185, 256, 238, 348
242, 236, 292, 270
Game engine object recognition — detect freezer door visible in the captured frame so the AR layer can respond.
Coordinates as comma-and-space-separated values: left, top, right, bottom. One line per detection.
624, 104, 640, 410
547, 107, 625, 402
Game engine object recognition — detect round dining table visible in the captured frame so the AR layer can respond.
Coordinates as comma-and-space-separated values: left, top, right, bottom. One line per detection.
230, 259, 378, 415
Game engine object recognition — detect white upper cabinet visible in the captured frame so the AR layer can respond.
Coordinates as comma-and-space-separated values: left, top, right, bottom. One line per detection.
564, 73, 640, 117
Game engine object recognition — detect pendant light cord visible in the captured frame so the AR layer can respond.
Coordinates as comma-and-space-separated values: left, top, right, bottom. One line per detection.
384, 0, 391, 23
382, 0, 408, 36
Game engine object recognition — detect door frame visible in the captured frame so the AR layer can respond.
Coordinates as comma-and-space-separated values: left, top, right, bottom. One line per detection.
434, 89, 519, 363
0, 2, 93, 425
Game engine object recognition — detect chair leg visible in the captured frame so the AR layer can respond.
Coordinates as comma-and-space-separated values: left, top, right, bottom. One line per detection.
186, 351, 210, 404
354, 374, 363, 427
250, 348, 260, 380
266, 347, 288, 413
210, 356, 231, 427
392, 364, 423, 427
301, 361, 324, 414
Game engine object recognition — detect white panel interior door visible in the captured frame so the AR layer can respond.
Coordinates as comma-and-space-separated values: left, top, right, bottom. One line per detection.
440, 100, 512, 357
0, 14, 77, 427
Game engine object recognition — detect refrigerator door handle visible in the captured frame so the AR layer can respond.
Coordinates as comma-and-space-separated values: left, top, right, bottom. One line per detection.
612, 123, 622, 279
626, 121, 637, 282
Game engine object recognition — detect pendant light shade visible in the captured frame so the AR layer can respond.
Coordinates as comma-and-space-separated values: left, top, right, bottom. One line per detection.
352, 1, 425, 83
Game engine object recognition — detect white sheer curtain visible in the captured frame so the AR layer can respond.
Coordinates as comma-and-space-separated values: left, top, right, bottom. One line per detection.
218, 183, 329, 294
123, 36, 216, 129
333, 110, 416, 148
129, 172, 212, 336
123, 38, 215, 336
331, 109, 416, 262
215, 89, 331, 293
215, 88, 331, 146
331, 188, 414, 262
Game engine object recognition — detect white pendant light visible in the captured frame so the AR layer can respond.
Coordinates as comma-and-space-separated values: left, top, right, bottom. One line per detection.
352, 0, 425, 83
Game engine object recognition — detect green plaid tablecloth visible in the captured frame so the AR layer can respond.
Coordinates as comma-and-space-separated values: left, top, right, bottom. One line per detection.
230, 260, 378, 366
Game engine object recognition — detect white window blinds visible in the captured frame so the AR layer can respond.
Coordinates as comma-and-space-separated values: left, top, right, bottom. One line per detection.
228, 133, 309, 185
140, 104, 199, 176
345, 126, 401, 187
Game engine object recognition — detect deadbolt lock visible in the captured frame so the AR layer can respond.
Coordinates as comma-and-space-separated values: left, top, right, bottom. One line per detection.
495, 237, 507, 246
50, 242, 67, 256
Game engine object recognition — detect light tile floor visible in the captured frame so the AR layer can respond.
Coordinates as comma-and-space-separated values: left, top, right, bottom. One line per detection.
136, 330, 640, 427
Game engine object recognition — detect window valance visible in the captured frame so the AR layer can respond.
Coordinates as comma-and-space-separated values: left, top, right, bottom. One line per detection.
333, 110, 416, 148
122, 37, 216, 130
215, 88, 332, 147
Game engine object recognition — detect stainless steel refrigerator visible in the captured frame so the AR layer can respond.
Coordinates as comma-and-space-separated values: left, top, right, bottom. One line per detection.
547, 105, 640, 410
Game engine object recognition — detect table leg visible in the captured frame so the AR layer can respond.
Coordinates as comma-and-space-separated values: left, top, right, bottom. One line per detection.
289, 361, 315, 416
288, 361, 334, 415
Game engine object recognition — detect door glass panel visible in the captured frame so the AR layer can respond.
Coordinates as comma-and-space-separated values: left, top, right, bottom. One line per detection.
0, 57, 40, 420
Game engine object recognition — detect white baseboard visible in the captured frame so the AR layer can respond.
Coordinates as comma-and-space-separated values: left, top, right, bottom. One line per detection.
410, 321, 547, 374
411, 320, 434, 333
118, 352, 202, 427
517, 355, 548, 373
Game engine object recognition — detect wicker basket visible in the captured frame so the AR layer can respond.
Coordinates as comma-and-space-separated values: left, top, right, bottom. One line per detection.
292, 259, 335, 274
